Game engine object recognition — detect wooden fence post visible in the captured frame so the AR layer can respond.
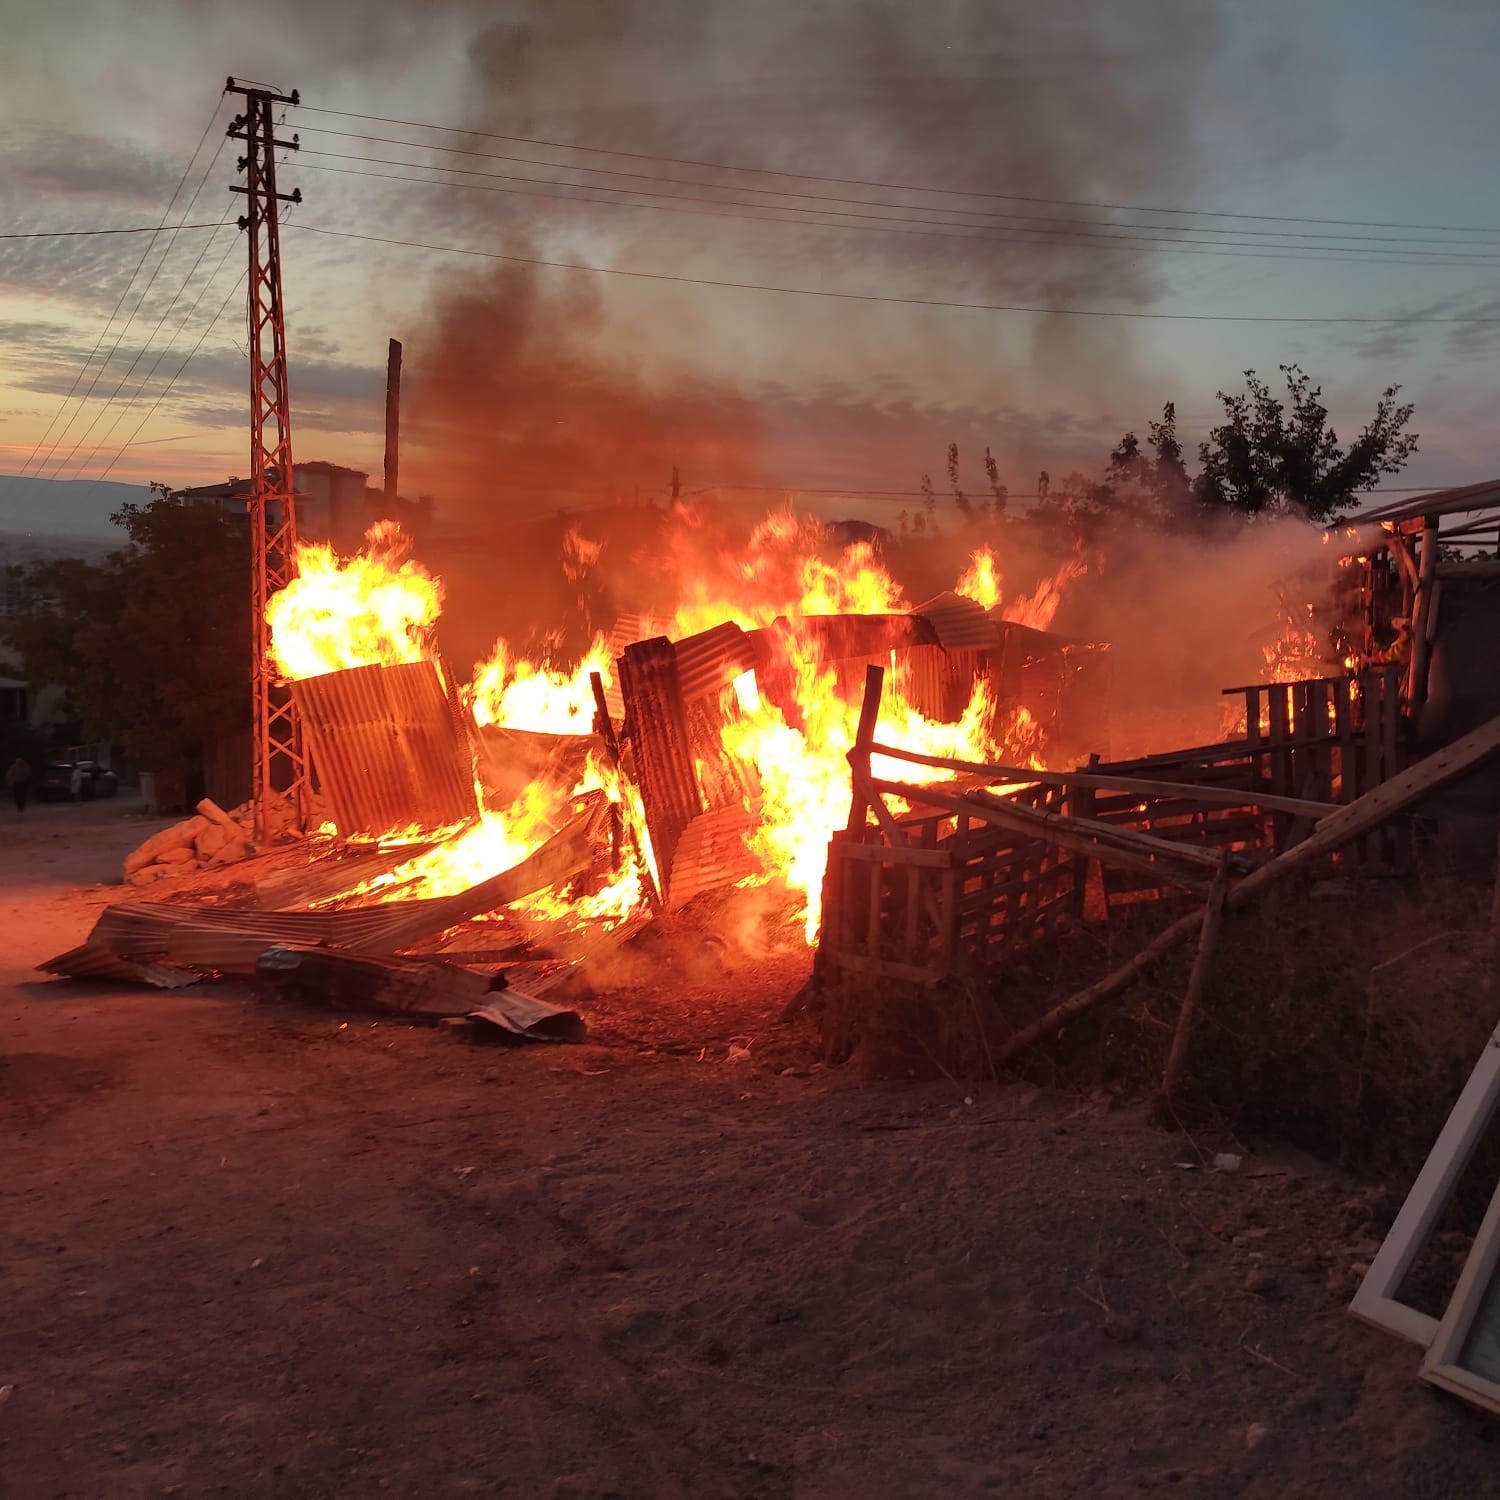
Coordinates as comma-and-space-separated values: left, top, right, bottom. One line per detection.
845, 663, 886, 834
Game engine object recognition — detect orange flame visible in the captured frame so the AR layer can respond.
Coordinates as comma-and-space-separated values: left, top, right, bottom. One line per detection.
469, 634, 613, 734
267, 520, 441, 680
278, 506, 1089, 948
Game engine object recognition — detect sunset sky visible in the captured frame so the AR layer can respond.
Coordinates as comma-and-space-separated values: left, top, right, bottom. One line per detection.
3, 0, 1499, 536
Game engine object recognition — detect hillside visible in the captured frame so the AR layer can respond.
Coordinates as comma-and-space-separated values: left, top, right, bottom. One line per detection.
0, 475, 150, 540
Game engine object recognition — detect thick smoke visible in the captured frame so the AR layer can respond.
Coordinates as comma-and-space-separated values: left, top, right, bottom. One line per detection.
398, 0, 1264, 522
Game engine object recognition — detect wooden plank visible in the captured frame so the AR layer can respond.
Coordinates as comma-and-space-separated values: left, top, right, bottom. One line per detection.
1334, 676, 1356, 803
1268, 682, 1291, 801
1245, 687, 1263, 786
939, 861, 958, 971
833, 840, 952, 870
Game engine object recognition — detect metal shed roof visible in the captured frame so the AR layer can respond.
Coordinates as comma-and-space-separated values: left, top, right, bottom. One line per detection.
1355, 478, 1500, 528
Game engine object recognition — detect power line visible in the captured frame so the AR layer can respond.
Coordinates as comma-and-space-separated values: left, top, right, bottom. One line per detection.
0, 222, 224, 240
27, 113, 231, 481
80, 269, 250, 499
283, 222, 1500, 326
286, 155, 1500, 269
62, 224, 242, 481
12, 100, 227, 483
291, 124, 1500, 251
290, 104, 1500, 238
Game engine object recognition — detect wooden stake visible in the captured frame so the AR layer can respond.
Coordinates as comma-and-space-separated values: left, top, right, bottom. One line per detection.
845, 664, 885, 833
1156, 852, 1232, 1111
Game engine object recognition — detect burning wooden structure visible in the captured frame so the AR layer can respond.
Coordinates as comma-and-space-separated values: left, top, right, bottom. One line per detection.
616, 602, 1110, 909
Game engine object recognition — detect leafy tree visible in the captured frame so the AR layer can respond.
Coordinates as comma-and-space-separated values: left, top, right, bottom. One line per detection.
1097, 402, 1195, 523
1105, 368, 1416, 526
1194, 366, 1415, 522
8, 494, 251, 765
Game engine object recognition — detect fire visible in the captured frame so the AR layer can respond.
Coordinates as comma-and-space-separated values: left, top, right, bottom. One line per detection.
469, 633, 613, 734
1001, 554, 1087, 632
956, 548, 1003, 610
956, 544, 1086, 631
277, 505, 1087, 949
267, 521, 441, 680
671, 511, 906, 636
704, 533, 1065, 942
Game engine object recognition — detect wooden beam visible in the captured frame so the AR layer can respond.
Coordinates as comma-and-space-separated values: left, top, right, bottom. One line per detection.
871, 778, 1222, 889
868, 740, 1338, 820
1407, 516, 1440, 711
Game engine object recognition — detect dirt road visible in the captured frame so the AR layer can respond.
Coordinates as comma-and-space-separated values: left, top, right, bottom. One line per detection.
2, 798, 1494, 1498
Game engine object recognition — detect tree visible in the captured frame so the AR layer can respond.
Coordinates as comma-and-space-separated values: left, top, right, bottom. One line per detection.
1193, 366, 1416, 522
946, 442, 974, 519
983, 447, 1008, 518
8, 493, 251, 765
1097, 402, 1195, 523
1105, 368, 1416, 526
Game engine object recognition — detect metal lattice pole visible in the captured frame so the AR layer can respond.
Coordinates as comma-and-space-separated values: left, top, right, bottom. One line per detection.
227, 78, 309, 841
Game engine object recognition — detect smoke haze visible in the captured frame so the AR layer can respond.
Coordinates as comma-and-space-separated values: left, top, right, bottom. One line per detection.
396, 0, 1284, 522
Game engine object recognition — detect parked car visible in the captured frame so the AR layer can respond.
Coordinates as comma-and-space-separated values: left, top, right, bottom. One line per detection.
38, 761, 119, 801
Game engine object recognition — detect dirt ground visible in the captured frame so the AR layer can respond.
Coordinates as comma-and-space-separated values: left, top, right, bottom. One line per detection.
4, 797, 1500, 1499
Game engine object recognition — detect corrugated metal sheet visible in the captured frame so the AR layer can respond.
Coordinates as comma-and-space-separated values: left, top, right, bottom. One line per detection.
893, 643, 979, 722
291, 658, 477, 838
36, 943, 201, 989
475, 725, 595, 810
42, 807, 606, 983
667, 802, 759, 910
674, 622, 759, 703
604, 612, 671, 721
910, 591, 1000, 652
619, 637, 703, 898
757, 614, 924, 669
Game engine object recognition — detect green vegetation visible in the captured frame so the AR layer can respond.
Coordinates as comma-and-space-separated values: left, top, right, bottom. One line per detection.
7, 492, 250, 766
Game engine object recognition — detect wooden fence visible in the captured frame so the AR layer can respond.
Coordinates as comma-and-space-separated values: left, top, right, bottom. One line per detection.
819, 663, 1411, 987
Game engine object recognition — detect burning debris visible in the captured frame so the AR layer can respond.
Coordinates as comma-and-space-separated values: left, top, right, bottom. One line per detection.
58, 498, 1438, 1053
80, 507, 1103, 1004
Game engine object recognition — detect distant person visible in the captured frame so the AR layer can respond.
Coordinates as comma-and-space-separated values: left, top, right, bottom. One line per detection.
6, 756, 32, 814
69, 763, 84, 802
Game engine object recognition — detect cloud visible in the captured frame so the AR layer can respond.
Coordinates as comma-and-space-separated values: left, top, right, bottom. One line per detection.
0, 127, 181, 204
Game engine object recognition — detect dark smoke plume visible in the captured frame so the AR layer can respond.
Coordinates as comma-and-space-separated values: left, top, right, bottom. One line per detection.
396, 1, 1285, 524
